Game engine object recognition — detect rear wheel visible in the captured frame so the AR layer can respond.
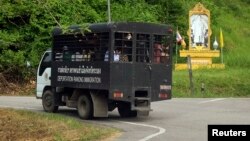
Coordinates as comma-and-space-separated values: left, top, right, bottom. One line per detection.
77, 95, 93, 119
118, 102, 137, 117
42, 90, 58, 113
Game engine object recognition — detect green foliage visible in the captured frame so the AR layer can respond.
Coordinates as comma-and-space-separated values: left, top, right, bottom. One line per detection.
0, 0, 159, 82
0, 0, 105, 82
0, 0, 249, 86
216, 0, 250, 68
111, 1, 158, 22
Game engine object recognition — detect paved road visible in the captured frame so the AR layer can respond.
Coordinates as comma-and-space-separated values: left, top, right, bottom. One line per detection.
0, 96, 250, 141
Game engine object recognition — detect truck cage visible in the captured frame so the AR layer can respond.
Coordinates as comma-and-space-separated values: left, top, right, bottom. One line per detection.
52, 22, 173, 64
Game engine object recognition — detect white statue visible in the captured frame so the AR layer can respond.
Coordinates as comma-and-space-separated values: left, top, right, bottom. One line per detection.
191, 14, 208, 47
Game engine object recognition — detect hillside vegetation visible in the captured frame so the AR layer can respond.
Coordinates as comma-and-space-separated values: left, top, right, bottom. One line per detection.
0, 0, 249, 96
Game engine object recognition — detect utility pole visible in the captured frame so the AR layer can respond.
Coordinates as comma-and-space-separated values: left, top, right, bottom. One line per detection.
107, 0, 111, 23
187, 55, 194, 95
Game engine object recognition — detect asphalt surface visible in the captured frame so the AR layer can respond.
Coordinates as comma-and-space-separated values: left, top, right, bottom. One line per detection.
0, 96, 250, 141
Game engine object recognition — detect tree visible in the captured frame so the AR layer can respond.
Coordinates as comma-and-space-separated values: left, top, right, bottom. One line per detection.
0, 0, 104, 82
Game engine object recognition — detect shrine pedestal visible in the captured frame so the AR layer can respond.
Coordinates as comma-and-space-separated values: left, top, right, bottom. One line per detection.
175, 50, 225, 70
175, 63, 225, 70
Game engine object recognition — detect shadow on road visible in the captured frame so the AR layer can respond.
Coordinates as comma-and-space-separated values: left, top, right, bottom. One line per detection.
54, 108, 151, 123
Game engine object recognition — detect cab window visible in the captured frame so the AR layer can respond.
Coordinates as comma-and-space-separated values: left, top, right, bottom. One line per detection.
39, 52, 51, 76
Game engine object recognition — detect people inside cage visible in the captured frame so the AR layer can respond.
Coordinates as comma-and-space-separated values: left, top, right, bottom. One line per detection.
153, 43, 169, 63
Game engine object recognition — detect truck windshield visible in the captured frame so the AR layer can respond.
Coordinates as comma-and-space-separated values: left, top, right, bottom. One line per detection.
39, 52, 51, 76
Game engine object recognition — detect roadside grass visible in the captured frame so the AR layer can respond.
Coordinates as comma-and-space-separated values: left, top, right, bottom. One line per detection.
0, 108, 120, 141
173, 68, 250, 98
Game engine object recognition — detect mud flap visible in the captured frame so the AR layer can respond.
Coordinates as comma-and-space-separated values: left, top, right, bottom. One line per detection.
90, 92, 108, 117
133, 97, 152, 117
138, 111, 150, 116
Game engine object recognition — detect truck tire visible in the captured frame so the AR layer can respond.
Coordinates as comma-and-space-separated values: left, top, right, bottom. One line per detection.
77, 95, 93, 119
42, 90, 58, 113
118, 102, 137, 118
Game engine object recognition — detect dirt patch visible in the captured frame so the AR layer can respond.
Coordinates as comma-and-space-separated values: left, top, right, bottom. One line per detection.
101, 132, 122, 141
0, 73, 35, 96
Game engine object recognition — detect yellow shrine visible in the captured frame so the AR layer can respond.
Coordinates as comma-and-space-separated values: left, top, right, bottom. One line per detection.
175, 3, 225, 70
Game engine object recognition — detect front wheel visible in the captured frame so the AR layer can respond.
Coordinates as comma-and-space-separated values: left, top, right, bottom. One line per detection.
77, 95, 93, 119
42, 90, 58, 113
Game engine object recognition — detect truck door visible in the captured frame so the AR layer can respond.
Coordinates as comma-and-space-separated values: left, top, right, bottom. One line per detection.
36, 51, 52, 98
133, 34, 151, 97
134, 34, 172, 101
151, 34, 172, 101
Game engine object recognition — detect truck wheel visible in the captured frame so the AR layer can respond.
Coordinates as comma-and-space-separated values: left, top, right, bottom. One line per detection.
118, 103, 137, 118
42, 90, 58, 113
77, 95, 93, 119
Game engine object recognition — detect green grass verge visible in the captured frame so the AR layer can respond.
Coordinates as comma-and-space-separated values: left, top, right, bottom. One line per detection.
0, 108, 119, 141
173, 68, 250, 98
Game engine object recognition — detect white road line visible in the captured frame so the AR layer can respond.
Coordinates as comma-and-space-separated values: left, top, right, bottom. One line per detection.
0, 105, 37, 110
198, 98, 227, 104
119, 121, 166, 141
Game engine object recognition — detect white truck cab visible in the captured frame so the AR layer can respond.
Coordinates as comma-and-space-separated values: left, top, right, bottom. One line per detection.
36, 50, 52, 98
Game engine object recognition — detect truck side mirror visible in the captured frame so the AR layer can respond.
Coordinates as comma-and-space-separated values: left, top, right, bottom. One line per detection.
26, 61, 31, 68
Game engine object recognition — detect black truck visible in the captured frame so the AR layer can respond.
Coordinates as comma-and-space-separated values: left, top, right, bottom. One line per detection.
36, 22, 173, 119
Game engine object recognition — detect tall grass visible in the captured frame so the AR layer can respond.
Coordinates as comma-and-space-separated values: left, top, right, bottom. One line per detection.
173, 68, 250, 97
217, 0, 250, 68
